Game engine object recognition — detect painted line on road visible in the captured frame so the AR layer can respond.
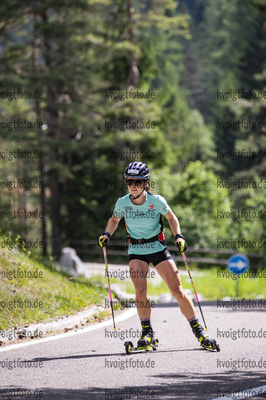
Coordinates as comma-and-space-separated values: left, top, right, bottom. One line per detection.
0, 308, 137, 353
212, 385, 266, 400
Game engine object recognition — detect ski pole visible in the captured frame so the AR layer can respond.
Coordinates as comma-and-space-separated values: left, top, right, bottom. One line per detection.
181, 251, 208, 331
103, 246, 116, 331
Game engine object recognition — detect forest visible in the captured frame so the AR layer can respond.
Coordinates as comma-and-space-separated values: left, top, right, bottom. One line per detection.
0, 0, 265, 260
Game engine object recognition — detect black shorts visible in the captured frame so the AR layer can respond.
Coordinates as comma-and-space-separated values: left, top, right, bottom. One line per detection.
128, 248, 173, 267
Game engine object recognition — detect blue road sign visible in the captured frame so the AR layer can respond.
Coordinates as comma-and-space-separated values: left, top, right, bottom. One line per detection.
227, 253, 249, 274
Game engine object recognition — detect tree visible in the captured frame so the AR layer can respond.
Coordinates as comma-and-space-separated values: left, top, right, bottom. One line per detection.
152, 161, 231, 248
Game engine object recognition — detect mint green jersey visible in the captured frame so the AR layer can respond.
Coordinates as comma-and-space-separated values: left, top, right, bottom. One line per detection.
113, 192, 170, 255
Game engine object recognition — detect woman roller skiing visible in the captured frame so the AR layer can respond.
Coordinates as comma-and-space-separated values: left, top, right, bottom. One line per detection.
98, 161, 219, 351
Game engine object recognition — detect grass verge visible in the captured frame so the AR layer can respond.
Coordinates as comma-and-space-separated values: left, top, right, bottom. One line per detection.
0, 247, 108, 330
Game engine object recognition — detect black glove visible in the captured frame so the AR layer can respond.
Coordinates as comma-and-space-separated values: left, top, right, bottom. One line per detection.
175, 234, 187, 252
98, 231, 111, 247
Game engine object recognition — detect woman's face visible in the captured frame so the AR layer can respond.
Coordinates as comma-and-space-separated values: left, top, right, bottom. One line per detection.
126, 178, 146, 197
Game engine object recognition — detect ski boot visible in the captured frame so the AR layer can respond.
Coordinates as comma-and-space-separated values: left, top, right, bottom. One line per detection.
137, 328, 154, 347
190, 319, 220, 352
124, 328, 159, 354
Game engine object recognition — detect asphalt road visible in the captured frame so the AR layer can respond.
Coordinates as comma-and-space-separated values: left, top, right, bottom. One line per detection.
0, 302, 265, 400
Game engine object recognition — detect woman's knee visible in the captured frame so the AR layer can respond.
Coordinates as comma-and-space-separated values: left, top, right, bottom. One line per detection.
134, 284, 147, 298
170, 285, 186, 300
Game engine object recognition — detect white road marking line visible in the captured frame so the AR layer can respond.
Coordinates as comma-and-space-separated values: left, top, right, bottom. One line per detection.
211, 385, 266, 400
0, 308, 137, 353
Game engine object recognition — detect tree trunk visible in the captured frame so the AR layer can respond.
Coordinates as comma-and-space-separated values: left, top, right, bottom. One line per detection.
42, 9, 61, 259
126, 0, 139, 89
32, 13, 48, 257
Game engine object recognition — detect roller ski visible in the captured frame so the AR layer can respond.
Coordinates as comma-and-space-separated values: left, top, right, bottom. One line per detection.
190, 319, 220, 352
124, 328, 159, 354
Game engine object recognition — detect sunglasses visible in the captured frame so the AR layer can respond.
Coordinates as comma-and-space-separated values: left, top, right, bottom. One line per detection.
126, 179, 144, 187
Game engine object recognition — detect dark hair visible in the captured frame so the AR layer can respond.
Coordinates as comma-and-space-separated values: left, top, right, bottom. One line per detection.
145, 180, 153, 193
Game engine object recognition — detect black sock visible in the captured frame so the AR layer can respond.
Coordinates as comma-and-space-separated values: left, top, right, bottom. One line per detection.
189, 318, 200, 329
141, 318, 152, 334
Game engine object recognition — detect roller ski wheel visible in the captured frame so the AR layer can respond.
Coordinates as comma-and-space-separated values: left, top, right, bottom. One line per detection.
190, 319, 221, 352
125, 341, 134, 355
124, 339, 159, 354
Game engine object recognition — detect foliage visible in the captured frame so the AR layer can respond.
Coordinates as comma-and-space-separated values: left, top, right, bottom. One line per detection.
0, 0, 265, 259
152, 161, 231, 248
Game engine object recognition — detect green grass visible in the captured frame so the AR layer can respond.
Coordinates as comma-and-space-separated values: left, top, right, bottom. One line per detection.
179, 267, 266, 300
0, 247, 109, 330
94, 267, 266, 301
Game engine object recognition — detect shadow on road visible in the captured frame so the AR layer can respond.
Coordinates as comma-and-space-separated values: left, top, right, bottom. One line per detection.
1, 371, 265, 399
32, 347, 202, 363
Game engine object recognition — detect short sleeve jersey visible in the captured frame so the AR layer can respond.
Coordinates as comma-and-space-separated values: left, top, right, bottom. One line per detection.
113, 192, 170, 255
